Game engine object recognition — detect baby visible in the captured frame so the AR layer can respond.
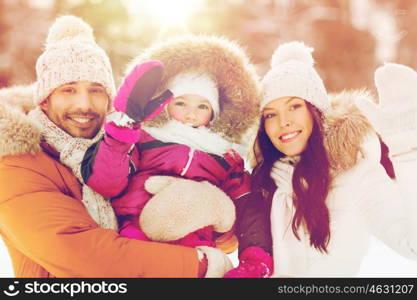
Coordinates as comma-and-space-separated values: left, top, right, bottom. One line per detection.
82, 61, 250, 248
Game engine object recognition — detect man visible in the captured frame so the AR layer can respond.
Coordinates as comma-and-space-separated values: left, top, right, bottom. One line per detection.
0, 15, 231, 277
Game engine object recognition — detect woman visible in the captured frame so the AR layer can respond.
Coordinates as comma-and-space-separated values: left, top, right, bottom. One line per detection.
226, 41, 417, 277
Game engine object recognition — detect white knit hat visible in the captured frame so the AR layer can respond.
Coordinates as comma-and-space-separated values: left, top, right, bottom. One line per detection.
261, 41, 330, 112
166, 72, 219, 116
34, 15, 116, 105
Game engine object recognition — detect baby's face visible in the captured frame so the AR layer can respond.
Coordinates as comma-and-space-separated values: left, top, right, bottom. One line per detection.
167, 94, 213, 127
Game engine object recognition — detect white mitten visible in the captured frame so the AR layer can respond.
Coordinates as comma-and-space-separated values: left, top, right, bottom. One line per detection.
270, 158, 296, 196
355, 63, 417, 157
140, 176, 236, 242
196, 246, 233, 278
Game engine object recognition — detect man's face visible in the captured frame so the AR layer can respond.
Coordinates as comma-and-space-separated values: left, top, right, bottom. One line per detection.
40, 81, 109, 139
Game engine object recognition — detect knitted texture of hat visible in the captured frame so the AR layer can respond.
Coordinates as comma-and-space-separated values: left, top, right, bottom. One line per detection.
261, 41, 330, 112
34, 15, 115, 105
167, 72, 219, 116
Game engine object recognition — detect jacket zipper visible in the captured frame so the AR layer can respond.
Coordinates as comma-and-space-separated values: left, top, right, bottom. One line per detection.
181, 148, 195, 176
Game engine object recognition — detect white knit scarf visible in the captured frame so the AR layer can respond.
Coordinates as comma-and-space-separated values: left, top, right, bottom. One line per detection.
29, 107, 118, 230
269, 156, 309, 277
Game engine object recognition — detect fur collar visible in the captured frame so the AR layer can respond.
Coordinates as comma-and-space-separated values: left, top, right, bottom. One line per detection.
0, 84, 36, 113
0, 84, 41, 157
323, 89, 375, 175
142, 119, 235, 156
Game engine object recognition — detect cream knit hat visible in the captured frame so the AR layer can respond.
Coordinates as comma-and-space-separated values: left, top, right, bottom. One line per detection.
261, 41, 330, 112
166, 72, 219, 116
34, 15, 116, 105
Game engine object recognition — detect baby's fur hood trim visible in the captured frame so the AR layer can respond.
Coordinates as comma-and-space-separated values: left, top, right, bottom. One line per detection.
128, 35, 262, 145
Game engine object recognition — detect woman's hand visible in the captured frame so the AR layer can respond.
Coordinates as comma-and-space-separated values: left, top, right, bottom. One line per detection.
356, 63, 417, 157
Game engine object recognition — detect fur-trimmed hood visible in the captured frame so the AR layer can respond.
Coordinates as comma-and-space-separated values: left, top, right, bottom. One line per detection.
127, 35, 262, 145
324, 89, 376, 175
252, 89, 378, 176
0, 84, 41, 157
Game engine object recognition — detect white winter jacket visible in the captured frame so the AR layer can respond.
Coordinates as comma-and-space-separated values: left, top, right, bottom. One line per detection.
270, 91, 417, 277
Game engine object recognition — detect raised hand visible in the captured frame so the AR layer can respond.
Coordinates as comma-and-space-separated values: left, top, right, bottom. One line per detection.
356, 63, 417, 157
105, 61, 173, 143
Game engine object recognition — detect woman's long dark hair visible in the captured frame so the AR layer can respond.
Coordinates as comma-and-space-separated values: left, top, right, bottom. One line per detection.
252, 102, 331, 252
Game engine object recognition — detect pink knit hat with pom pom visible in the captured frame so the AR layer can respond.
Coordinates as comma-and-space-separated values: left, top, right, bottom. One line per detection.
34, 15, 116, 105
261, 41, 330, 112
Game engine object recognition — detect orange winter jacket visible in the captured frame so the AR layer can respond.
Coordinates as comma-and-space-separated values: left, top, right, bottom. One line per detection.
0, 91, 199, 277
0, 147, 200, 278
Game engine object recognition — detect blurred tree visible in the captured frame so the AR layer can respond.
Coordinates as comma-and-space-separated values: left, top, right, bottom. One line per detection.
0, 0, 9, 87
52, 0, 134, 83
0, 0, 416, 94
0, 0, 52, 87
395, 0, 417, 71
311, 19, 377, 92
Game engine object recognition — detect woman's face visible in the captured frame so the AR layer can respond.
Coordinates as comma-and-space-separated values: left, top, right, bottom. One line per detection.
262, 96, 314, 157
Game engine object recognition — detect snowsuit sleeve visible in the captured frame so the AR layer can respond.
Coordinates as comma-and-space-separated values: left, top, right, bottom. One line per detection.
358, 151, 417, 260
81, 133, 138, 199
81, 132, 150, 239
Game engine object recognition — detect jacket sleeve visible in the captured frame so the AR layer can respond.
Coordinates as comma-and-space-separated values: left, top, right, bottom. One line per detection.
0, 156, 199, 278
358, 153, 417, 261
81, 134, 137, 199
235, 191, 273, 256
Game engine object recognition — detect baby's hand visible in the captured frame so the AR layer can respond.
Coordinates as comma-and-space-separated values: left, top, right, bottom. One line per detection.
113, 61, 172, 123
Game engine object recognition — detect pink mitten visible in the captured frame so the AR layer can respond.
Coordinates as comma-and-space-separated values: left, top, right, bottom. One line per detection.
114, 61, 163, 119
223, 246, 273, 278
105, 61, 173, 143
119, 222, 150, 241
104, 121, 142, 144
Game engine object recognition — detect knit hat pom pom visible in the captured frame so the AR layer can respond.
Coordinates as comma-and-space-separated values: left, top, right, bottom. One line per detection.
271, 41, 314, 68
46, 15, 94, 45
